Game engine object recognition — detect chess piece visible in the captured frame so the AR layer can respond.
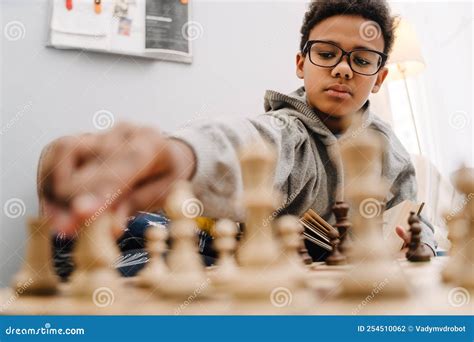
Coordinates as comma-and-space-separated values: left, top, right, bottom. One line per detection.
442, 167, 474, 288
325, 225, 346, 266
231, 141, 296, 299
69, 213, 121, 298
332, 201, 352, 255
406, 212, 431, 262
441, 213, 467, 283
11, 217, 59, 295
339, 131, 410, 297
209, 219, 239, 289
298, 241, 313, 265
155, 181, 209, 299
275, 215, 309, 285
137, 224, 169, 288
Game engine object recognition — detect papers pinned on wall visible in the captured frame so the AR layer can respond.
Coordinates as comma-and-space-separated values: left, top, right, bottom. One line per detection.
47, 0, 194, 63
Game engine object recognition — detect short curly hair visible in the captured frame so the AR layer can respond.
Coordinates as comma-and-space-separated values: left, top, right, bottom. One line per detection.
300, 0, 397, 55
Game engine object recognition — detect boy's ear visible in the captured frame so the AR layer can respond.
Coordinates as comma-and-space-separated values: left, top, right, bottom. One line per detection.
372, 66, 389, 93
296, 52, 305, 79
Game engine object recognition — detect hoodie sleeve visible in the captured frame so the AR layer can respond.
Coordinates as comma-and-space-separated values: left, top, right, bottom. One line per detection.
169, 112, 316, 222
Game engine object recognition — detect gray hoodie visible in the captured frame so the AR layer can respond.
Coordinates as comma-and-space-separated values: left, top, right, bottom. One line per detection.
171, 87, 437, 257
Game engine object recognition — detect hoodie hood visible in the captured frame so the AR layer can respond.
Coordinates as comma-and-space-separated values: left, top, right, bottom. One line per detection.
263, 86, 375, 201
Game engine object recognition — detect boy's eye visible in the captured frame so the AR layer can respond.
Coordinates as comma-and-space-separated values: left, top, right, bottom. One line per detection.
317, 52, 337, 59
353, 57, 371, 67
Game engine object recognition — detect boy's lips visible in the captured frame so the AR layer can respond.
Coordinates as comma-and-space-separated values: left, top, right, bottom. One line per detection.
324, 84, 352, 100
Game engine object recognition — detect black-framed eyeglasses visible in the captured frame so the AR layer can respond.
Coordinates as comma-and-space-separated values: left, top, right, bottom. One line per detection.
303, 40, 388, 76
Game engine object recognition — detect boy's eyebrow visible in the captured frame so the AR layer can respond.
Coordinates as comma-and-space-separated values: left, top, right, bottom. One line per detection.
322, 39, 373, 51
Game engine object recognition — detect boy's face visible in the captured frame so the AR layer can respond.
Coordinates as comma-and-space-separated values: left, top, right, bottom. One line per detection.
296, 15, 389, 117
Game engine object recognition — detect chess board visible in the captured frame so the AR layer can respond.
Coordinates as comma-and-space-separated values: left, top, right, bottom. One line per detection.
1, 257, 471, 316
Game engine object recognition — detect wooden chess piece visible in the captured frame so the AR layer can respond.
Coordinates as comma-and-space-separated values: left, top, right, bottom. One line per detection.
332, 201, 352, 255
276, 215, 309, 285
325, 227, 346, 265
231, 141, 297, 299
339, 131, 410, 297
137, 224, 169, 288
446, 167, 474, 289
209, 219, 239, 289
406, 211, 431, 262
155, 181, 208, 299
69, 213, 121, 298
11, 217, 59, 295
298, 241, 313, 265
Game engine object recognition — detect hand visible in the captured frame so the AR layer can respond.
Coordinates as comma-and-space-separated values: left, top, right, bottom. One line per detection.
395, 225, 435, 257
39, 122, 196, 236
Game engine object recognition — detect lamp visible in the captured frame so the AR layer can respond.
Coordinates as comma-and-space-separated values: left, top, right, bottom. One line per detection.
387, 18, 426, 155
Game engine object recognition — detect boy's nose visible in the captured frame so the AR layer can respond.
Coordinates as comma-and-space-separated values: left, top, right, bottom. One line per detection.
330, 57, 353, 80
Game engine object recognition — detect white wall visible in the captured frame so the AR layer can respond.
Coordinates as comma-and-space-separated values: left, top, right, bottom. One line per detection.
0, 0, 308, 284
1, 0, 471, 284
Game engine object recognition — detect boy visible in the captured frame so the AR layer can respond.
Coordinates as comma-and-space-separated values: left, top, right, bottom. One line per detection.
40, 0, 437, 262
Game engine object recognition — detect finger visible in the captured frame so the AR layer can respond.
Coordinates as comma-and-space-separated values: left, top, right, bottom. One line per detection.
126, 174, 177, 214
43, 202, 77, 237
44, 135, 98, 203
71, 130, 171, 207
395, 225, 410, 244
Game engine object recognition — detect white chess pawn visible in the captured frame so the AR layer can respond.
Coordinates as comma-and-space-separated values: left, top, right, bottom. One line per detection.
11, 217, 59, 295
209, 219, 239, 289
137, 224, 169, 288
155, 181, 209, 299
275, 215, 309, 287
69, 213, 121, 298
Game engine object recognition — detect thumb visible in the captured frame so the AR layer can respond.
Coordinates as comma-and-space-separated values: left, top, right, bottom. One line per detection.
395, 225, 410, 245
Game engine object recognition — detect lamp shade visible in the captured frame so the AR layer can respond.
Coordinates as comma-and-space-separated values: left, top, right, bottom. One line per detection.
386, 18, 426, 80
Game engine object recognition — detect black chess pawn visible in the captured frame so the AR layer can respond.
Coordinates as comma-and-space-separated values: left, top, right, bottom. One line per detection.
406, 211, 432, 262
325, 228, 347, 265
298, 241, 313, 265
332, 201, 352, 255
